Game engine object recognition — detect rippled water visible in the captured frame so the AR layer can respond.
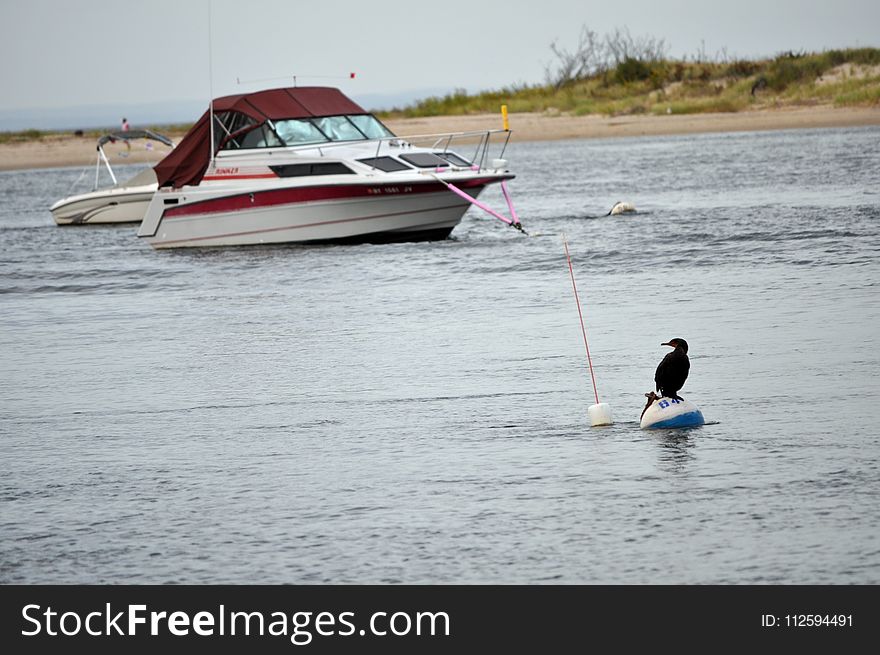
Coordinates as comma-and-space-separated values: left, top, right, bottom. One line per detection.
2, 126, 878, 584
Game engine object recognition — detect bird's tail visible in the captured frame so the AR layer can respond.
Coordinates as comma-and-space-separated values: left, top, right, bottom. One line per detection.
641, 391, 659, 420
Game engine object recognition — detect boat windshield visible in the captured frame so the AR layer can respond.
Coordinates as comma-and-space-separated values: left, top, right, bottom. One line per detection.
348, 115, 394, 139
274, 119, 329, 146
273, 114, 394, 146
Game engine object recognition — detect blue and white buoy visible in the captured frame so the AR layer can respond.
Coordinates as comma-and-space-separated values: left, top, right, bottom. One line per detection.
640, 396, 705, 429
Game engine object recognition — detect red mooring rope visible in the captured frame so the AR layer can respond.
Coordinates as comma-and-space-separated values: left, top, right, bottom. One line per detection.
563, 237, 600, 405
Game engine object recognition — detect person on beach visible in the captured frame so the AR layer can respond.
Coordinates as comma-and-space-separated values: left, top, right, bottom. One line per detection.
121, 117, 131, 155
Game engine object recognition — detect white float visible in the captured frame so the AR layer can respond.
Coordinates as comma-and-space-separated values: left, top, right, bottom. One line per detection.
607, 201, 636, 216
640, 396, 704, 429
588, 402, 613, 427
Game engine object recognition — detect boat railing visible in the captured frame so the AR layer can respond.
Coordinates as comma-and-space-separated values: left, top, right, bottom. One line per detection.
92, 130, 175, 190
295, 128, 513, 171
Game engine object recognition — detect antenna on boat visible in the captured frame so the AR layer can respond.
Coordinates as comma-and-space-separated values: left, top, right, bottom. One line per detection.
208, 0, 215, 165
235, 73, 357, 88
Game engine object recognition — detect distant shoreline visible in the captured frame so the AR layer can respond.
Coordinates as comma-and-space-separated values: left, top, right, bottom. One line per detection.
1, 105, 878, 172
390, 105, 880, 141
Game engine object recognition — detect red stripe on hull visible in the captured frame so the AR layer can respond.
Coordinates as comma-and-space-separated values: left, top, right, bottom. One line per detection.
163, 178, 498, 219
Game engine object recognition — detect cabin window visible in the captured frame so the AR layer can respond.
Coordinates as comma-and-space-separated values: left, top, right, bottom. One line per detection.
269, 163, 355, 177
435, 152, 472, 167
214, 111, 258, 150
357, 156, 412, 172
399, 153, 450, 168
239, 124, 284, 149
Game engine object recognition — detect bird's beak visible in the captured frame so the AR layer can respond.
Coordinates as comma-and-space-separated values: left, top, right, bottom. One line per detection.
661, 342, 672, 347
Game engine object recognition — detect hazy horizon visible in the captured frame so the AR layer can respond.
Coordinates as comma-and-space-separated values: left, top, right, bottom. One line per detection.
1, 0, 877, 130
0, 87, 457, 132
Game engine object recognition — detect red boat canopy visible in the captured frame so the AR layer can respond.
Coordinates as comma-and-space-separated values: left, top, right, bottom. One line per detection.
155, 87, 368, 188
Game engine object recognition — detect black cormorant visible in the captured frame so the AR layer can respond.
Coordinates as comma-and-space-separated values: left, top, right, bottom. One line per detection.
654, 338, 690, 401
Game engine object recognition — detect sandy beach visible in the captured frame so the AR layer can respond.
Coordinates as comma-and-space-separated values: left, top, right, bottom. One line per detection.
2, 105, 878, 172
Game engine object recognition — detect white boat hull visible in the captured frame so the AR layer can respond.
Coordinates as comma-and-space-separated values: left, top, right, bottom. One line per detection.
138, 177, 502, 248
128, 86, 520, 247
51, 185, 157, 225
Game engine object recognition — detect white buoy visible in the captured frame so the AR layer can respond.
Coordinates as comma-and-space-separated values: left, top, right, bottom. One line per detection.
588, 402, 613, 427
607, 201, 636, 216
640, 396, 705, 429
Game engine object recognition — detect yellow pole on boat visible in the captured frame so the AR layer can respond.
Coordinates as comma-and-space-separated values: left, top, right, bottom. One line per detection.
501, 104, 509, 131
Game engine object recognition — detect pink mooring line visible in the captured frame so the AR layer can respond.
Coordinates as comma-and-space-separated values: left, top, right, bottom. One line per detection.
500, 180, 520, 225
434, 177, 520, 227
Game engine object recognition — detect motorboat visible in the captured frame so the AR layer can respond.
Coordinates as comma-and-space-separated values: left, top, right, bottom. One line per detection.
137, 86, 522, 248
50, 130, 174, 225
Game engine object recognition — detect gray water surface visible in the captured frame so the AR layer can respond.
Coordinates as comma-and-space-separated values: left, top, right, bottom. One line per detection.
2, 126, 879, 583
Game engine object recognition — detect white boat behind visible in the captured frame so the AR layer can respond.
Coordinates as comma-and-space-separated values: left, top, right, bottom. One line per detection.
137, 86, 521, 248
50, 130, 174, 225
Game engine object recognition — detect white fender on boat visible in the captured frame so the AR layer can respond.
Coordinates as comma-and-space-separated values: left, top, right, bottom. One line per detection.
588, 402, 613, 427
640, 397, 704, 429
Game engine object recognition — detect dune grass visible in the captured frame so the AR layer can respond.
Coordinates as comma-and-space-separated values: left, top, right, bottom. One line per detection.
0, 129, 51, 144
378, 48, 880, 119
2, 49, 877, 141
0, 123, 191, 145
